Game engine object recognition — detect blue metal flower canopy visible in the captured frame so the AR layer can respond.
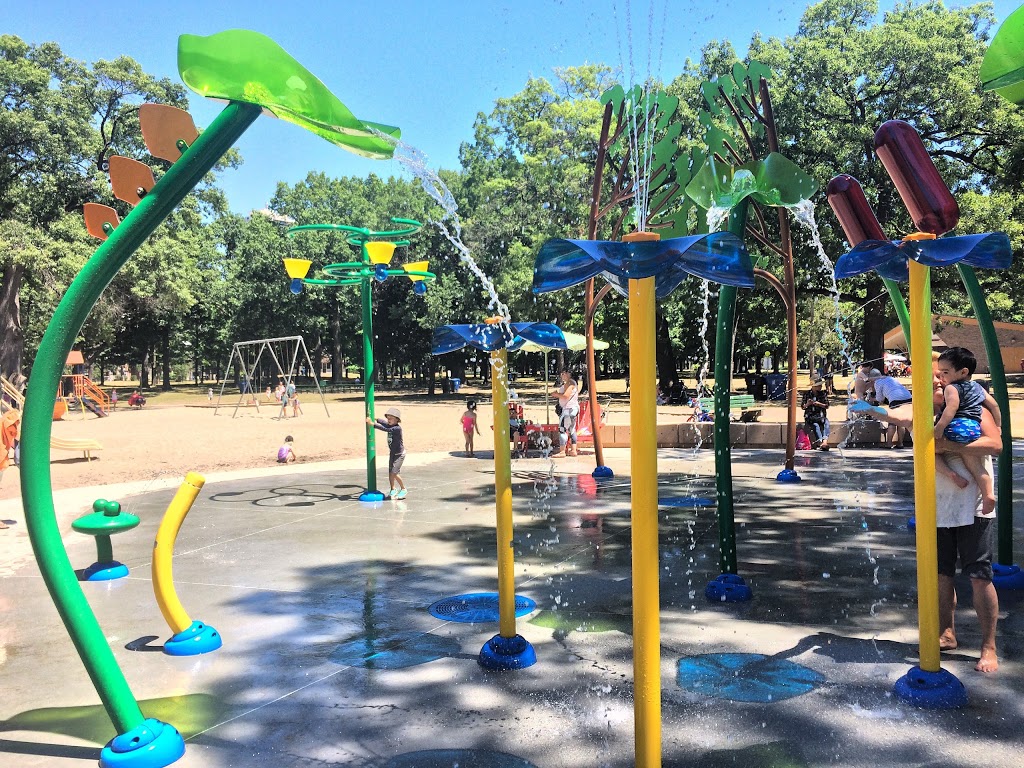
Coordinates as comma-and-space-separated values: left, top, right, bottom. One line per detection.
835, 231, 1011, 282
532, 232, 754, 298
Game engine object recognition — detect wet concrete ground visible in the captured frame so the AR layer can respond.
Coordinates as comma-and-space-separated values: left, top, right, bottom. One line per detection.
1, 446, 1023, 767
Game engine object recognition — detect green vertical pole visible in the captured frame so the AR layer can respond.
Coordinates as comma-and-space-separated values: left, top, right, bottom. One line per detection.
714, 200, 748, 575
882, 277, 912, 359
20, 101, 261, 734
957, 265, 1013, 565
362, 244, 378, 495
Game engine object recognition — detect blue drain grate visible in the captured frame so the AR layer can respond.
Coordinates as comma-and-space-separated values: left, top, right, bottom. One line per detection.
677, 653, 825, 702
429, 592, 537, 623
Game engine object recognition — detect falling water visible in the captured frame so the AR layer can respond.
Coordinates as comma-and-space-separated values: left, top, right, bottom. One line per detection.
381, 135, 511, 323
706, 206, 730, 234
789, 200, 856, 383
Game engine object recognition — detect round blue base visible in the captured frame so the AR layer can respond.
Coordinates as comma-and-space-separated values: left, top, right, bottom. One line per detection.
478, 634, 537, 671
82, 561, 129, 581
907, 516, 916, 531
359, 490, 386, 502
100, 718, 185, 768
592, 465, 614, 479
776, 468, 801, 483
993, 563, 1024, 590
705, 573, 753, 602
893, 666, 967, 709
163, 620, 222, 656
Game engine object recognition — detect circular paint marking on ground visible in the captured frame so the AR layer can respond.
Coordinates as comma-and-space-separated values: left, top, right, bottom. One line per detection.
677, 653, 825, 702
659, 496, 716, 508
429, 592, 537, 623
384, 750, 539, 767
330, 631, 460, 670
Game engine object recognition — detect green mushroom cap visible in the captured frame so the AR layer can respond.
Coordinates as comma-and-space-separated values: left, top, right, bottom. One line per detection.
72, 499, 140, 536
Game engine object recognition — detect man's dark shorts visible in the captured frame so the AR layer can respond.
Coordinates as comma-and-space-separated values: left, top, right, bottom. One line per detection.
937, 518, 994, 580
389, 452, 406, 474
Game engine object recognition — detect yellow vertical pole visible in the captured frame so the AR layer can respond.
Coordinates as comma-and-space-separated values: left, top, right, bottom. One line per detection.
629, 274, 661, 768
908, 260, 940, 673
491, 348, 516, 639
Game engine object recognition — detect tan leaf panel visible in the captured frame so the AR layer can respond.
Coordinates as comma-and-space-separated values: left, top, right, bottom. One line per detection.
139, 103, 199, 162
83, 203, 121, 241
108, 156, 156, 205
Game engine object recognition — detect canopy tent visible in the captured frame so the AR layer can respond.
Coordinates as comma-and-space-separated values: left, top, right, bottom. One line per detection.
514, 331, 609, 424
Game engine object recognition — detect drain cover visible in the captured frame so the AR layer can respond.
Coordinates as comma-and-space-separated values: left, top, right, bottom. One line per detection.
429, 592, 537, 623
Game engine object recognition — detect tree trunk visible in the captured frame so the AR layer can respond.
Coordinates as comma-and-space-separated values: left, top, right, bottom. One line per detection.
162, 326, 172, 390
140, 342, 151, 388
655, 310, 677, 388
862, 275, 886, 367
0, 264, 25, 379
331, 298, 343, 384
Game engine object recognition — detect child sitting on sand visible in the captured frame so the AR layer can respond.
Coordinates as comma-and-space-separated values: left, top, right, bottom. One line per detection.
277, 435, 297, 464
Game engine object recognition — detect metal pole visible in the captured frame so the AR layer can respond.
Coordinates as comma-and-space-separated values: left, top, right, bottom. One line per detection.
491, 349, 516, 638
908, 260, 940, 672
20, 99, 260, 736
628, 273, 660, 768
362, 271, 377, 496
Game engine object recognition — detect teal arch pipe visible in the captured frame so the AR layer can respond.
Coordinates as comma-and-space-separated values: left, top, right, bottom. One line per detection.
20, 101, 260, 740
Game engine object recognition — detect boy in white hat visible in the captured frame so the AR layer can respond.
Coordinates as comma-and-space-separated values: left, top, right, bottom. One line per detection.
366, 407, 407, 499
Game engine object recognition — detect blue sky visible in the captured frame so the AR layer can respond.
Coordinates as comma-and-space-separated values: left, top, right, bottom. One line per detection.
8, 0, 1020, 214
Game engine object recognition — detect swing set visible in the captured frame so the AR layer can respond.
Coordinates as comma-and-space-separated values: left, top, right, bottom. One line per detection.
214, 335, 329, 418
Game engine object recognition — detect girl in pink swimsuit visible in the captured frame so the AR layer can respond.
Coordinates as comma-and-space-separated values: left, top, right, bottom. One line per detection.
461, 399, 481, 457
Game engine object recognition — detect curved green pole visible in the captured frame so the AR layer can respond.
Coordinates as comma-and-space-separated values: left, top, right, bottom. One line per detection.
882, 277, 912, 359
361, 246, 378, 495
714, 200, 749, 575
20, 101, 261, 733
957, 264, 1013, 564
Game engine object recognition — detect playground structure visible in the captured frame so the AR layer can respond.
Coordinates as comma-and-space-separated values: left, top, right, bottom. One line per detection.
285, 219, 435, 502
10, 15, 1024, 768
214, 335, 329, 418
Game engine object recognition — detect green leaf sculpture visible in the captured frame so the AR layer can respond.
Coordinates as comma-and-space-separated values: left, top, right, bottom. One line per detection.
684, 152, 818, 211
981, 5, 1024, 104
178, 29, 400, 158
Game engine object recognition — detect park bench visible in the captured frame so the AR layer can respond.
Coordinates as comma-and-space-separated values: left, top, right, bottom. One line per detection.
697, 394, 761, 422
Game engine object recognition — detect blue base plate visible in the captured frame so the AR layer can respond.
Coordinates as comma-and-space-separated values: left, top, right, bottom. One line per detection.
907, 516, 916, 531
776, 468, 801, 483
100, 718, 185, 767
359, 490, 386, 502
993, 563, 1024, 590
705, 573, 753, 602
893, 666, 967, 709
592, 465, 614, 479
81, 561, 129, 581
478, 634, 537, 671
164, 620, 222, 656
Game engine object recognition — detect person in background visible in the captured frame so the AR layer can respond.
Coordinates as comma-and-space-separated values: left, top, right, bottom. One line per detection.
276, 435, 296, 464
461, 399, 481, 457
801, 376, 830, 450
867, 368, 913, 448
550, 369, 580, 458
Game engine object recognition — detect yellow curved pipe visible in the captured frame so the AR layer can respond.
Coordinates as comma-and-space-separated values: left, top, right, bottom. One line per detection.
152, 472, 205, 634
908, 261, 940, 672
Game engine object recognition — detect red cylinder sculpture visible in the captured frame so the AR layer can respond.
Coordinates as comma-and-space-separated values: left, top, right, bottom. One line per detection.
826, 174, 886, 246
873, 120, 959, 235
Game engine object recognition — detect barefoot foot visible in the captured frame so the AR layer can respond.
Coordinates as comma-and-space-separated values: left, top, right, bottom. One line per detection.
976, 647, 998, 673
939, 630, 958, 651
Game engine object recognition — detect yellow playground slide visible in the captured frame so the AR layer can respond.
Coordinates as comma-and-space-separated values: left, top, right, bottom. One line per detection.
1, 375, 103, 461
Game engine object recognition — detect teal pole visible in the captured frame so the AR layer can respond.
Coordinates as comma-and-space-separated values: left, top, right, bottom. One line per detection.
957, 265, 1013, 564
361, 250, 378, 496
20, 100, 261, 734
714, 200, 749, 575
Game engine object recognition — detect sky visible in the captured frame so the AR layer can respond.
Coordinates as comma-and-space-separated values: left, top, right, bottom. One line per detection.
7, 0, 1021, 214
